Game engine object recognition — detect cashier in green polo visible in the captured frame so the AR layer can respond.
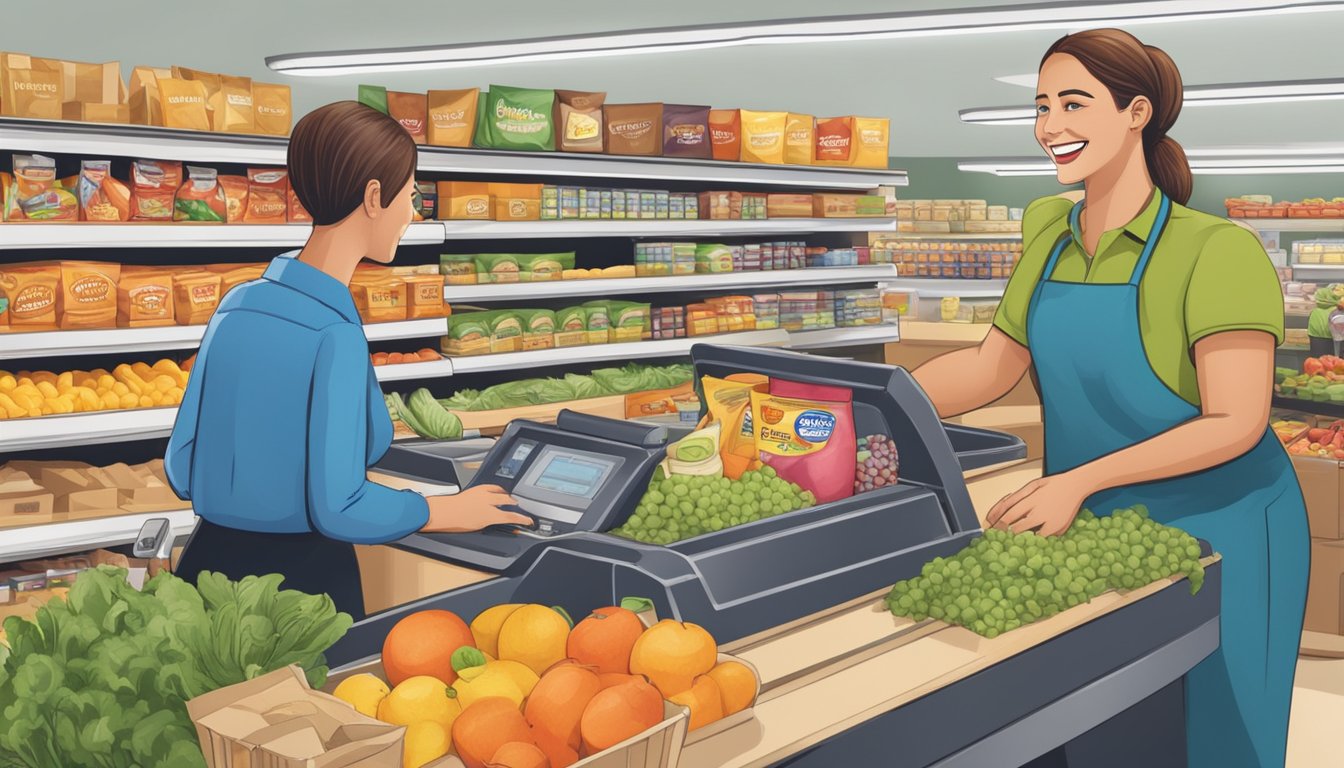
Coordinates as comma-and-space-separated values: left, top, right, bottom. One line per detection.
914, 29, 1307, 768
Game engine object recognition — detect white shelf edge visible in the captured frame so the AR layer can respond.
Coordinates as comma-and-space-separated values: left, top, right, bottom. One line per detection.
450, 330, 792, 373
0, 318, 450, 361
1235, 218, 1344, 233
0, 508, 198, 562
440, 218, 896, 240
879, 232, 1023, 240
1291, 264, 1344, 271
373, 359, 454, 382
0, 408, 177, 452
0, 117, 907, 191
444, 266, 900, 302
0, 222, 445, 250
788, 326, 901, 349
880, 278, 1008, 298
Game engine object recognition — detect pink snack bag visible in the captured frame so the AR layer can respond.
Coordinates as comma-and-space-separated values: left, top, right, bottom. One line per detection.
751, 378, 857, 504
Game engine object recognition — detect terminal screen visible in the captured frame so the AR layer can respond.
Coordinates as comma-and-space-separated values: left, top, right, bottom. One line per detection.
531, 453, 614, 499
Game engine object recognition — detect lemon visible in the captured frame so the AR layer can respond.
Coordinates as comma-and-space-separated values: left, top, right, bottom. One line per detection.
450, 664, 524, 709
377, 675, 463, 730
403, 721, 451, 768
332, 674, 391, 718
497, 604, 572, 676
490, 659, 540, 699
470, 603, 524, 658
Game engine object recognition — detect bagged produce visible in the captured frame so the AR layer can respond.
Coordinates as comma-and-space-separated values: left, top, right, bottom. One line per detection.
709, 109, 741, 161
77, 160, 131, 222
475, 85, 556, 151
554, 89, 605, 152
130, 160, 182, 221
739, 110, 787, 164
9, 154, 77, 221
427, 88, 479, 146
750, 380, 856, 503
703, 375, 769, 480
173, 165, 228, 222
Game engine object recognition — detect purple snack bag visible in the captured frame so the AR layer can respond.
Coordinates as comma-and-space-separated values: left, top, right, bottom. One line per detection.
663, 104, 712, 159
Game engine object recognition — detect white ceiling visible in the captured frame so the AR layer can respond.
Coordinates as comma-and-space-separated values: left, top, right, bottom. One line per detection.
9, 0, 1344, 158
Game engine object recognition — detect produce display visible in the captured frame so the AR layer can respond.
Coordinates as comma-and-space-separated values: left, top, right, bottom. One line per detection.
1227, 195, 1344, 219
1272, 417, 1311, 445
386, 389, 465, 440
0, 53, 291, 135
0, 566, 351, 768
370, 348, 443, 367
886, 507, 1206, 638
360, 83, 890, 168
891, 199, 1024, 234
1286, 421, 1344, 459
439, 364, 693, 412
870, 238, 1022, 280
1276, 356, 1344, 402
855, 434, 901, 493
331, 600, 759, 767
0, 358, 188, 418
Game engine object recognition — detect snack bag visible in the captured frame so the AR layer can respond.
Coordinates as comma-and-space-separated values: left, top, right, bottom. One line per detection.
702, 375, 769, 479
850, 117, 890, 169
475, 85, 556, 151
555, 306, 588, 347
117, 266, 175, 327
663, 104, 712, 159
173, 271, 223, 325
814, 117, 854, 165
244, 168, 288, 223
488, 310, 524, 353
218, 175, 249, 222
127, 66, 170, 126
219, 75, 255, 133
603, 103, 663, 157
252, 83, 292, 135
784, 114, 815, 166
750, 380, 856, 503
130, 160, 182, 221
157, 78, 210, 131
387, 91, 427, 144
358, 84, 389, 114
474, 253, 521, 283
57, 261, 121, 329
173, 166, 227, 222
171, 66, 222, 129
287, 187, 312, 223
9, 154, 77, 221
554, 90, 605, 153
427, 88, 479, 147
77, 160, 131, 222
739, 110, 787, 165
0, 264, 60, 330
709, 109, 741, 161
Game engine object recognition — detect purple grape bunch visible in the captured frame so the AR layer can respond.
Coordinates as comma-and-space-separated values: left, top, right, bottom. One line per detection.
855, 433, 900, 493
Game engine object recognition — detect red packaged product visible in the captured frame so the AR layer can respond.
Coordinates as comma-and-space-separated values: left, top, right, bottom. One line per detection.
750, 378, 857, 504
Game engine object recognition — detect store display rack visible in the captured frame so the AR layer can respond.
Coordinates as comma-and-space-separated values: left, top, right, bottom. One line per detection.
0, 116, 906, 191
883, 232, 1023, 240
1290, 264, 1344, 274
0, 222, 446, 250
1234, 218, 1344, 233
1273, 395, 1344, 420
884, 278, 1008, 298
442, 218, 895, 240
0, 509, 198, 562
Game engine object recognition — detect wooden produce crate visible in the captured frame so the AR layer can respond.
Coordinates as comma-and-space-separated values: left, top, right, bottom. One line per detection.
451, 395, 626, 436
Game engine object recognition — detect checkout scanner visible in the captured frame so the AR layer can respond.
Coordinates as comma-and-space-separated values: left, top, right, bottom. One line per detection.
336, 345, 1026, 663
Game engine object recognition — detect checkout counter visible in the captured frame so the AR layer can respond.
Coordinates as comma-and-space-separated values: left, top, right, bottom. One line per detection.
336, 345, 1221, 768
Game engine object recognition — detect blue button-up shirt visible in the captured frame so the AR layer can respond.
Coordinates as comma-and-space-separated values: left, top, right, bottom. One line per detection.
165, 253, 429, 544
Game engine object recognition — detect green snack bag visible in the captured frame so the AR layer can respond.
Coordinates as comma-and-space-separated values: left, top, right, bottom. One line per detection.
556, 306, 588, 347
515, 308, 557, 350
474, 253, 521, 283
444, 312, 492, 356
582, 302, 611, 345
440, 253, 479, 285
358, 84, 389, 114
607, 301, 651, 343
476, 85, 556, 151
695, 244, 734, 274
518, 252, 576, 281
489, 310, 524, 353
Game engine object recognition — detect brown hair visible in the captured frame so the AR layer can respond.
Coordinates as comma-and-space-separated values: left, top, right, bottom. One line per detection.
1042, 29, 1192, 205
287, 101, 417, 226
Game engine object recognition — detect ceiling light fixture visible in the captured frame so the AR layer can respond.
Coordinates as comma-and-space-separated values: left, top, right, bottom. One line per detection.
267, 0, 1344, 76
962, 78, 1344, 125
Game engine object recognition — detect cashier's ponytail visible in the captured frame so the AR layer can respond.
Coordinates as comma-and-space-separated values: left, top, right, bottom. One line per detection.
1043, 29, 1193, 206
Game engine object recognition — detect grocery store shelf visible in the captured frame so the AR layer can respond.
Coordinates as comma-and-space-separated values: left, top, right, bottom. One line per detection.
0, 318, 449, 361
1291, 264, 1344, 273
450, 329, 792, 373
0, 117, 907, 190
884, 278, 1008, 298
788, 325, 901, 349
440, 218, 897, 240
1234, 218, 1344, 232
0, 222, 446, 250
373, 359, 454, 382
881, 232, 1023, 240
1272, 395, 1344, 420
0, 509, 198, 562
0, 408, 176, 452
443, 266, 900, 302
417, 145, 907, 189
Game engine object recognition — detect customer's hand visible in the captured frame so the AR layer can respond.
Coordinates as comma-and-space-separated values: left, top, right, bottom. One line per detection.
422, 485, 533, 533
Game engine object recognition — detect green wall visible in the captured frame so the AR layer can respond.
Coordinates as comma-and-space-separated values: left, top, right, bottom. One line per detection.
892, 157, 1344, 219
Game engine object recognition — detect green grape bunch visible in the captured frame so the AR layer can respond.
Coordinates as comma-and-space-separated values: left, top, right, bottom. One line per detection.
885, 506, 1206, 639
610, 465, 818, 546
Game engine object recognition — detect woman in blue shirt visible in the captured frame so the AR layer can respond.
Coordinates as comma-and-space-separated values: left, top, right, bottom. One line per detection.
167, 102, 529, 619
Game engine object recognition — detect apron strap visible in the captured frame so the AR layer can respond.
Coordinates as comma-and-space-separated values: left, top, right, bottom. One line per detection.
1041, 229, 1073, 281
1128, 192, 1172, 287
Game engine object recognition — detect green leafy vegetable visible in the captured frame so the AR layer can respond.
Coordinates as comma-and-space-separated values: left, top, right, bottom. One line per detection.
0, 566, 351, 768
426, 364, 694, 414
408, 388, 463, 440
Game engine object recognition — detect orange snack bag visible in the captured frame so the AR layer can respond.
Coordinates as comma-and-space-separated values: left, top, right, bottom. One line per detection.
244, 168, 288, 223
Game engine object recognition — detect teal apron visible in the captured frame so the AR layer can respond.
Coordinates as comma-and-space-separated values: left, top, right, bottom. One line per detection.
1026, 193, 1309, 767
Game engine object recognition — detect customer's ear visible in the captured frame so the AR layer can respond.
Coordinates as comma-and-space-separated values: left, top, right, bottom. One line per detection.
363, 179, 383, 219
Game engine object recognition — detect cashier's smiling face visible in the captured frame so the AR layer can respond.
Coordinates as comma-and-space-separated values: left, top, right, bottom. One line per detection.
1035, 53, 1145, 186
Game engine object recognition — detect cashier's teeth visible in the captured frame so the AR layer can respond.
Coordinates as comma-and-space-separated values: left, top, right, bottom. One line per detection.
1051, 142, 1086, 156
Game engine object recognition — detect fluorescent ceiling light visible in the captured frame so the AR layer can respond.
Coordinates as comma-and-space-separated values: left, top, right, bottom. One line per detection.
962, 78, 1344, 125
959, 152, 1344, 176
268, 0, 1344, 76
995, 73, 1040, 88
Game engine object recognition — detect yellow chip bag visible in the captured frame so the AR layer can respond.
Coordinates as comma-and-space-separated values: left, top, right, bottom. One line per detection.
850, 117, 891, 169
784, 113, 814, 166
702, 374, 768, 480
739, 110, 786, 165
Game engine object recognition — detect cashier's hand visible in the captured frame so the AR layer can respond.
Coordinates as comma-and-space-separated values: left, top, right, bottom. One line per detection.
985, 472, 1090, 537
422, 485, 532, 533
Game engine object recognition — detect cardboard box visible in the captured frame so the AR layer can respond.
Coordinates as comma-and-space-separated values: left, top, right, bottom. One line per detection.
1292, 455, 1344, 539
766, 194, 813, 219
1306, 538, 1344, 635
436, 181, 492, 220
489, 183, 543, 222
0, 468, 54, 527
188, 665, 403, 768
38, 467, 120, 516
63, 101, 129, 124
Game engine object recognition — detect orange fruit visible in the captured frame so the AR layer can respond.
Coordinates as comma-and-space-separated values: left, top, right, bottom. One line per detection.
498, 605, 572, 676
706, 660, 757, 715
629, 620, 717, 697
666, 675, 724, 731
567, 606, 644, 675
382, 609, 476, 687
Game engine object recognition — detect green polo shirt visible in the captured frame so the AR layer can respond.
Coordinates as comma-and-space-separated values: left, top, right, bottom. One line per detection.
992, 190, 1284, 406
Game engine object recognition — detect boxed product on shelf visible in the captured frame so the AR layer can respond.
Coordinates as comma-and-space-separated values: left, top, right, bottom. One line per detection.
695, 244, 734, 274
605, 301, 651, 342
437, 181, 492, 220
349, 269, 407, 324
813, 193, 887, 218
60, 58, 128, 125
1, 54, 64, 120
173, 271, 222, 325
663, 104, 712, 159
706, 295, 757, 332
767, 194, 813, 218
0, 467, 54, 528
402, 273, 445, 319
686, 302, 719, 336
1294, 240, 1344, 265
583, 304, 610, 344
488, 310, 524, 353
209, 263, 267, 294
604, 102, 663, 156
489, 182, 543, 221
753, 293, 780, 329
881, 289, 916, 321
835, 289, 882, 327
650, 306, 686, 340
